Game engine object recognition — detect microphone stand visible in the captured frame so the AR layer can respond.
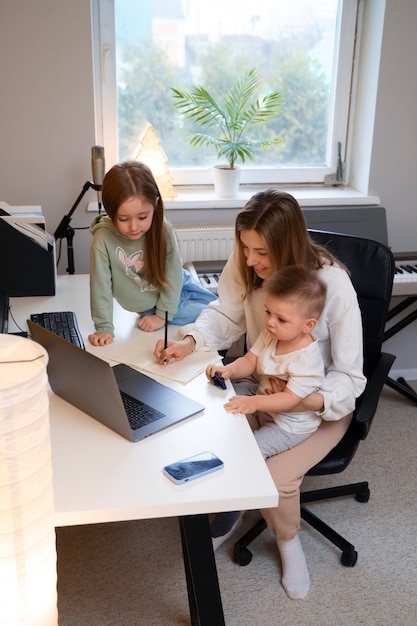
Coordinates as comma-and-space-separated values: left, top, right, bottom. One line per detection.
54, 181, 101, 275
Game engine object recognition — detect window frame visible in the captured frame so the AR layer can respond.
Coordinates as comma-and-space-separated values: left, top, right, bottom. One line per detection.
92, 0, 360, 188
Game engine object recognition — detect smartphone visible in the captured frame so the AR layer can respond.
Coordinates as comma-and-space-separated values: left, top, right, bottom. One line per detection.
163, 451, 224, 485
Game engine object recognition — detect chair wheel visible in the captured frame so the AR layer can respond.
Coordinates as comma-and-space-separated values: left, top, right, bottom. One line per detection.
341, 550, 358, 567
233, 544, 253, 566
356, 488, 370, 503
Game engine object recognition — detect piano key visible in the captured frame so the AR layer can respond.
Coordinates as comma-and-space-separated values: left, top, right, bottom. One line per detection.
197, 273, 220, 294
184, 260, 226, 295
393, 258, 417, 296
187, 257, 417, 298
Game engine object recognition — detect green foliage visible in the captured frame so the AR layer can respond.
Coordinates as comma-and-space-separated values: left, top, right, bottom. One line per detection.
267, 51, 329, 165
116, 35, 331, 168
118, 40, 178, 160
171, 68, 283, 168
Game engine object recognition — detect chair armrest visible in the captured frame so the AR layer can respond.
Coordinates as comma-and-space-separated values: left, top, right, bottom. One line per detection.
354, 352, 396, 426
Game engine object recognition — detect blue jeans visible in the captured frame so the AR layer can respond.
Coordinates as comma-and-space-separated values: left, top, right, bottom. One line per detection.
139, 269, 216, 325
172, 268, 217, 325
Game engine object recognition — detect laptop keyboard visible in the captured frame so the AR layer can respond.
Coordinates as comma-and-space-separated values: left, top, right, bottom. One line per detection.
120, 391, 166, 430
30, 311, 85, 349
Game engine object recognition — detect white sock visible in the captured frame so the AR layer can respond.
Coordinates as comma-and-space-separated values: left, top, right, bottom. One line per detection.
277, 535, 310, 600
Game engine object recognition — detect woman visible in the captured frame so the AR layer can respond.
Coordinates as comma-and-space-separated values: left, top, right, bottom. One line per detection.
154, 189, 366, 600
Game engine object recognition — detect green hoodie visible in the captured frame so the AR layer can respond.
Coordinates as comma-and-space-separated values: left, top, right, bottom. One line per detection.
89, 215, 183, 334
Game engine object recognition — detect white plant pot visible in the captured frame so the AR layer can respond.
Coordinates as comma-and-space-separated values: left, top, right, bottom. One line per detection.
213, 165, 241, 198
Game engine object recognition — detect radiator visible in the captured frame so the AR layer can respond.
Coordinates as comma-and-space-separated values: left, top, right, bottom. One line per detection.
174, 223, 235, 264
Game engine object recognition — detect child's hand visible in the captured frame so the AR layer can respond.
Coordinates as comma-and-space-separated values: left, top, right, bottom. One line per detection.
224, 394, 258, 415
137, 314, 165, 332
206, 363, 230, 381
88, 332, 114, 346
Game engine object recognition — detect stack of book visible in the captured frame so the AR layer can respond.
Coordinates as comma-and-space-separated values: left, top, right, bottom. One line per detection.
0, 202, 54, 251
0, 202, 56, 296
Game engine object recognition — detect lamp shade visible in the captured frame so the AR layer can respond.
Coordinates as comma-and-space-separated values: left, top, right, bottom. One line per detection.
0, 335, 58, 625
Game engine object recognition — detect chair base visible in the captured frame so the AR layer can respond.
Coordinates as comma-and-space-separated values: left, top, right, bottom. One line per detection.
300, 481, 369, 567
233, 517, 267, 566
385, 375, 417, 405
233, 481, 370, 568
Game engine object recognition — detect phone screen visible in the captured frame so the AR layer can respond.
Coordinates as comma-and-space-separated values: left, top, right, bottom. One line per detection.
163, 451, 224, 484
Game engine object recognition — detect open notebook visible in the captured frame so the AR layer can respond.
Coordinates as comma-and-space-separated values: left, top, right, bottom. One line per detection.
100, 337, 222, 384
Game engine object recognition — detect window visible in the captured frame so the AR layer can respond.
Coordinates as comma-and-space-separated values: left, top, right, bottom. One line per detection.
92, 0, 359, 187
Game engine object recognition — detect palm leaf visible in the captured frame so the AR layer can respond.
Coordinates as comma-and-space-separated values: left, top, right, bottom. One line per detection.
171, 68, 282, 167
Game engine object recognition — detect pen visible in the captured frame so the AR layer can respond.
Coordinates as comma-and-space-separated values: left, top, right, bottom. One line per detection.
163, 311, 168, 366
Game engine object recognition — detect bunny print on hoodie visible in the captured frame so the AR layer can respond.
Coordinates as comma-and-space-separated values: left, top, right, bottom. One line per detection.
89, 214, 183, 336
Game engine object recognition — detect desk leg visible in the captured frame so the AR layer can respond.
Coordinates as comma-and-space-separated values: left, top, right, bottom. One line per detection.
179, 514, 225, 626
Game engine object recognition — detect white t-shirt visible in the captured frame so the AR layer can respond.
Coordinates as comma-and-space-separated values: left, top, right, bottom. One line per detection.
250, 329, 324, 434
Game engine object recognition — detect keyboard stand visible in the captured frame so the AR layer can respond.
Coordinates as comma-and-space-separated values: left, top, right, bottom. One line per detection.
384, 295, 417, 405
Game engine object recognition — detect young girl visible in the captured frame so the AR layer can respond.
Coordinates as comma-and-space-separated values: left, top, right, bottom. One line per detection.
88, 161, 215, 346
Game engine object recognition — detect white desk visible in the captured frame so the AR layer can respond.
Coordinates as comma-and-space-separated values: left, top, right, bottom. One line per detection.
10, 275, 278, 626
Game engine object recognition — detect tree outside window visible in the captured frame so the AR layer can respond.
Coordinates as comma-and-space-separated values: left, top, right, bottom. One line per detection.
112, 0, 345, 182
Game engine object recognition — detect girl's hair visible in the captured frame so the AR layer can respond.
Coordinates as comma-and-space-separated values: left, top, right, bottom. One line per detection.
235, 189, 341, 296
102, 160, 168, 290
265, 265, 327, 320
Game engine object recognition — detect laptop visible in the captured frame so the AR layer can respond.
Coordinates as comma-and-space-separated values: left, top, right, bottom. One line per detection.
27, 319, 204, 442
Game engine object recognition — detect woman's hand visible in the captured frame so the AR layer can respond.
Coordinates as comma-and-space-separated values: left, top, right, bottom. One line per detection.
264, 378, 324, 412
154, 335, 196, 365
264, 381, 324, 413
264, 377, 286, 394
137, 314, 165, 332
88, 332, 113, 346
296, 391, 325, 413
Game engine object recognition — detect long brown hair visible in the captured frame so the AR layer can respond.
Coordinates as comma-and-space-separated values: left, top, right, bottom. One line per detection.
102, 160, 169, 290
235, 189, 339, 296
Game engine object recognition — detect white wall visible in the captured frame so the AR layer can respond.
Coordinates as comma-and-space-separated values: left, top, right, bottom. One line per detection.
1, 0, 417, 375
369, 0, 417, 254
0, 0, 96, 275
367, 0, 417, 375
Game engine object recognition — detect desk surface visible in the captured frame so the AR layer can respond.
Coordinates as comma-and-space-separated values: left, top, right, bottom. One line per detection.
10, 274, 278, 527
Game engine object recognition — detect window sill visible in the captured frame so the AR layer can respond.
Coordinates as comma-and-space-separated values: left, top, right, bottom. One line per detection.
164, 185, 380, 211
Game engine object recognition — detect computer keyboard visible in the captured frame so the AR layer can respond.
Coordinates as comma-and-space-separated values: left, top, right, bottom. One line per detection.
30, 311, 85, 349
120, 391, 166, 430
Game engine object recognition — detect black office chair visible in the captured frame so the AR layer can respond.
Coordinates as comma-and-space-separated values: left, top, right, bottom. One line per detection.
233, 230, 396, 568
0, 283, 9, 333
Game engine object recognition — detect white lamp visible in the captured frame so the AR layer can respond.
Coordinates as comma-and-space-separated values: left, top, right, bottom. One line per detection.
0, 335, 58, 625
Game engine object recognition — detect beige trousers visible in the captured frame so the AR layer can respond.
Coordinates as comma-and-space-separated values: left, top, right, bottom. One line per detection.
261, 414, 352, 541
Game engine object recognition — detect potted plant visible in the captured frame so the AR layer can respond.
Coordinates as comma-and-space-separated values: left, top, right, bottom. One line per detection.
171, 68, 283, 197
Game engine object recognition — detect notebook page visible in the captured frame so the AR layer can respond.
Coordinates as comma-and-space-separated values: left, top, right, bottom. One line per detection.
140, 350, 222, 384
99, 336, 222, 384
